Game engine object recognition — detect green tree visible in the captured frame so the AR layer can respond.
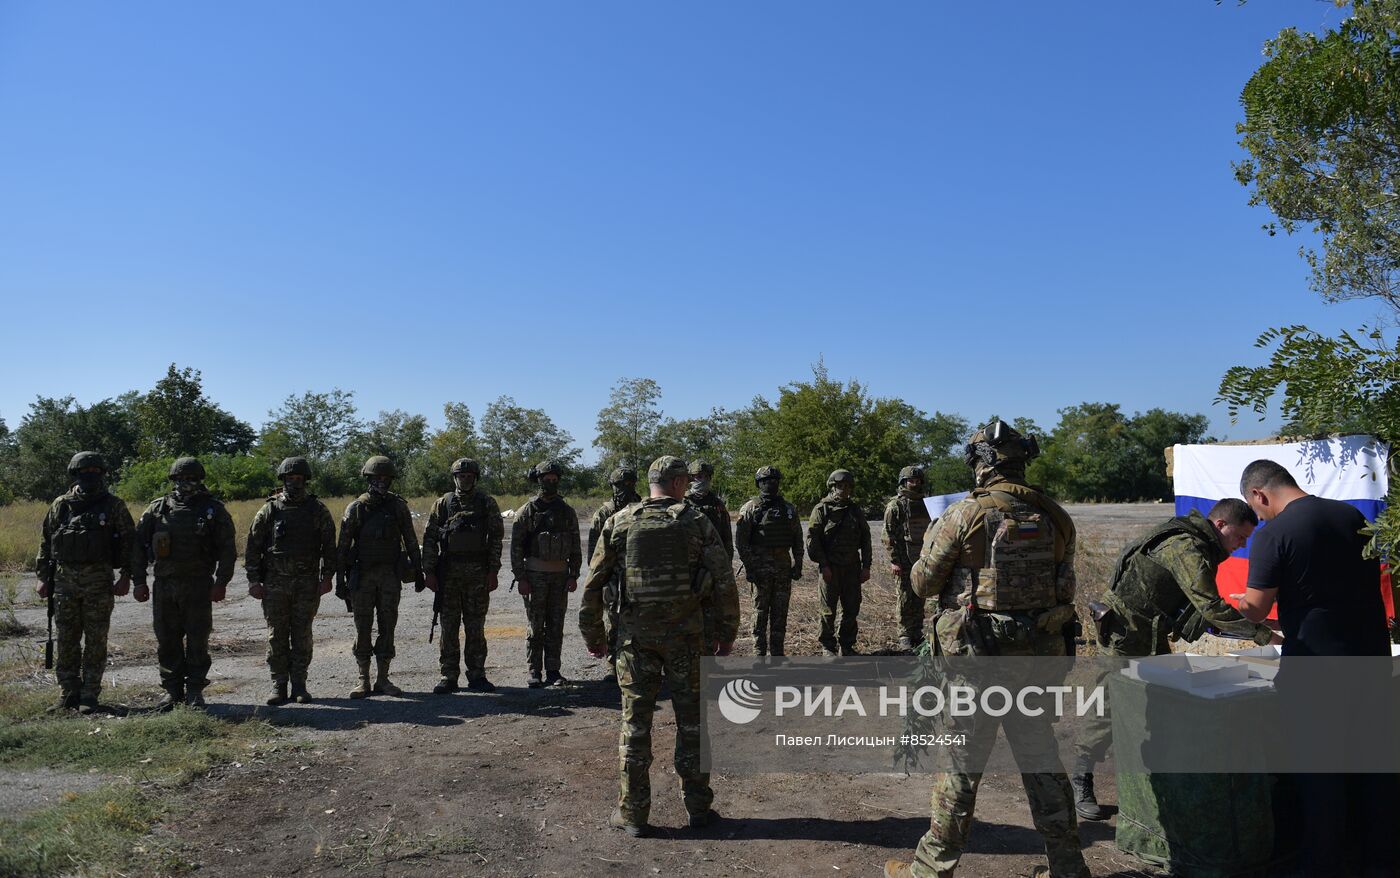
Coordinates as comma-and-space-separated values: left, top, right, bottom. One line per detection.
5, 395, 143, 500
1223, 0, 1400, 555
593, 377, 663, 472
261, 389, 361, 463
403, 402, 481, 497
353, 409, 430, 470
1029, 403, 1208, 502
136, 364, 254, 456
479, 396, 582, 495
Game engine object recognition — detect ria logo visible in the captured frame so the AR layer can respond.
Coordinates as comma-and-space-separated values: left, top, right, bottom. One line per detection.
717, 678, 763, 725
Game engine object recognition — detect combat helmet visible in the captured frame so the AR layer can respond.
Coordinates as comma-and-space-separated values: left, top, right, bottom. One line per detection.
898, 465, 925, 485
528, 460, 563, 482
826, 469, 854, 487
608, 465, 638, 485
67, 451, 106, 476
964, 420, 1040, 483
754, 465, 782, 484
277, 457, 313, 479
688, 459, 714, 478
360, 455, 397, 479
168, 457, 206, 480
451, 458, 481, 476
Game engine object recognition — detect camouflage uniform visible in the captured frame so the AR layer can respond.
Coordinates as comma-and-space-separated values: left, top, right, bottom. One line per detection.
338, 487, 421, 687
511, 479, 581, 684
588, 468, 641, 672
1074, 509, 1273, 782
807, 474, 872, 655
422, 484, 504, 686
883, 473, 932, 646
579, 457, 740, 830
36, 460, 135, 706
132, 469, 237, 704
734, 473, 803, 656
244, 487, 336, 694
896, 422, 1088, 878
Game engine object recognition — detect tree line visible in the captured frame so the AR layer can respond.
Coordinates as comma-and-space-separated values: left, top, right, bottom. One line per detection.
0, 362, 1209, 510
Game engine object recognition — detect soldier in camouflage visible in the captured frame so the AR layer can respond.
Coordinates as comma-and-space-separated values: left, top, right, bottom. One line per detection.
685, 460, 733, 560
511, 460, 582, 688
587, 465, 641, 681
336, 456, 422, 699
36, 452, 136, 713
734, 466, 803, 656
244, 457, 336, 706
807, 470, 872, 656
580, 455, 740, 837
422, 458, 504, 694
1070, 497, 1279, 820
884, 465, 933, 651
131, 457, 237, 710
885, 421, 1089, 878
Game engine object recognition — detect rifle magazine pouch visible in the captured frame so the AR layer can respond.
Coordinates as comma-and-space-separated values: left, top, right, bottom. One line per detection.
152, 531, 172, 559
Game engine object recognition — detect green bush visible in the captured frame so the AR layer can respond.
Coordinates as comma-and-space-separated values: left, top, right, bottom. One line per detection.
113, 454, 277, 503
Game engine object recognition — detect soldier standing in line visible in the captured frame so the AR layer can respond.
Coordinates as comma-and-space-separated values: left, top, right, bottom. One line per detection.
587, 465, 640, 682
733, 466, 803, 656
511, 460, 581, 688
807, 469, 872, 656
885, 420, 1088, 878
336, 455, 422, 699
883, 465, 932, 651
35, 452, 135, 713
685, 460, 733, 560
579, 456, 740, 837
422, 458, 504, 694
244, 457, 337, 706
131, 457, 236, 711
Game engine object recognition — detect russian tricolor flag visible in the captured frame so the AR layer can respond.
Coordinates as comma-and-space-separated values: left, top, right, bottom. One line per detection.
1171, 435, 1393, 621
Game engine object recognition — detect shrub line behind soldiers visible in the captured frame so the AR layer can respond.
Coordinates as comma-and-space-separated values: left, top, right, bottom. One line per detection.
587, 465, 641, 683
886, 420, 1089, 878
336, 455, 422, 699
734, 466, 803, 657
244, 457, 337, 706
579, 455, 740, 838
883, 465, 932, 651
131, 457, 237, 711
36, 452, 135, 713
511, 460, 581, 688
807, 469, 872, 656
421, 458, 504, 694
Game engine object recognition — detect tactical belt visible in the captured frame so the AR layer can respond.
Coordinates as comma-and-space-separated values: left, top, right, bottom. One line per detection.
525, 558, 568, 573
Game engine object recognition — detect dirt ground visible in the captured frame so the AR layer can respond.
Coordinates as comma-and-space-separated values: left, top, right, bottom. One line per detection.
2, 503, 1182, 878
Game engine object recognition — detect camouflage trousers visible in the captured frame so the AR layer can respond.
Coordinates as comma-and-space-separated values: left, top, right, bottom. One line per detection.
1073, 618, 1153, 775
261, 573, 320, 683
615, 633, 711, 824
523, 572, 568, 676
818, 562, 863, 652
53, 565, 116, 698
898, 572, 928, 642
749, 571, 793, 654
912, 608, 1088, 878
152, 576, 214, 693
352, 564, 401, 662
439, 561, 491, 682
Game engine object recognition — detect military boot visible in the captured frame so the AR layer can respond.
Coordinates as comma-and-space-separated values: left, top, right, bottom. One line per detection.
770, 640, 785, 657
528, 670, 545, 689
688, 808, 721, 828
349, 661, 372, 699
433, 677, 459, 695
156, 686, 184, 712
466, 676, 496, 693
608, 807, 651, 838
1071, 773, 1107, 821
372, 659, 402, 696
77, 694, 100, 714
291, 676, 312, 704
50, 692, 80, 712
545, 671, 568, 687
267, 678, 290, 706
185, 689, 206, 709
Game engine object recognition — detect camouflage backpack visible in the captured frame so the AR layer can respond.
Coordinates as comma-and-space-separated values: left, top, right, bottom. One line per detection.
616, 503, 708, 638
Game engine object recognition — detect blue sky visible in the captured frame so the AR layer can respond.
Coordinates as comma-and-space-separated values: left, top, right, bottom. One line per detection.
0, 1, 1380, 460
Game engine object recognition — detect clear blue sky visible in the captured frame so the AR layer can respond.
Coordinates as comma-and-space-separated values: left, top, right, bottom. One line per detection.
0, 1, 1381, 460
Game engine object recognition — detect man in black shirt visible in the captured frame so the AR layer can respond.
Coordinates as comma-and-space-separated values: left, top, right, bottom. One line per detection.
1235, 459, 1394, 878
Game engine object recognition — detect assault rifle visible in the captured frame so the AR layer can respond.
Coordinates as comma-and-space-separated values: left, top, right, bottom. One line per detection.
40, 560, 54, 669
